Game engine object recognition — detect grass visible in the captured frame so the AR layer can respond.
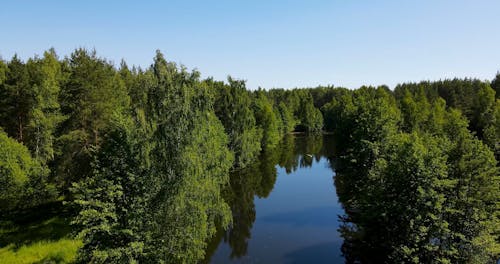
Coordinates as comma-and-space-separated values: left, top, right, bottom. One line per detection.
0, 202, 81, 263
0, 239, 81, 264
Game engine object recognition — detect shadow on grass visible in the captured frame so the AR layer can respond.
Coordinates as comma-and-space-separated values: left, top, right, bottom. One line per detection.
0, 201, 74, 249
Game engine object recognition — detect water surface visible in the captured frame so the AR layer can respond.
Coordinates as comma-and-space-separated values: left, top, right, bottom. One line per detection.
205, 135, 344, 263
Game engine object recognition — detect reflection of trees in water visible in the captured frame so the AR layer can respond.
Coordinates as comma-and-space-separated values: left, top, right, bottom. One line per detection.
278, 134, 334, 173
203, 135, 335, 262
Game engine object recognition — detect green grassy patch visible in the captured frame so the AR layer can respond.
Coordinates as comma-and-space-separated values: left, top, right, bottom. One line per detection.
0, 239, 82, 264
0, 202, 81, 263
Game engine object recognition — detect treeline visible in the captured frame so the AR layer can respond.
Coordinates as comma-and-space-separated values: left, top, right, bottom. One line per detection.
1, 48, 499, 262
0, 49, 322, 263
325, 86, 499, 263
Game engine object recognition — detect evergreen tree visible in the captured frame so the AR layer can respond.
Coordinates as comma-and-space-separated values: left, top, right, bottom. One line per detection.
56, 49, 130, 190
492, 72, 500, 99
1, 55, 31, 142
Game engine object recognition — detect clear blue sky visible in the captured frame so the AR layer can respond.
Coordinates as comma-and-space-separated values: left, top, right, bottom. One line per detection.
1, 0, 499, 89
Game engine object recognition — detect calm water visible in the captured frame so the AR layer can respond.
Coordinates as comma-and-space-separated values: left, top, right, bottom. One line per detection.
204, 135, 345, 263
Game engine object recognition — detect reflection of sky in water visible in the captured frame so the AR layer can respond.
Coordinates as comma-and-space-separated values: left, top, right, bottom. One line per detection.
210, 157, 344, 263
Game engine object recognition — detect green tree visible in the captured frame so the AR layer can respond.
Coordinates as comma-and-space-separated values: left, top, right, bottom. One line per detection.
0, 130, 54, 211
211, 77, 262, 168
492, 72, 500, 99
25, 49, 65, 164
252, 91, 280, 149
443, 112, 500, 263
0, 130, 38, 210
56, 48, 130, 190
295, 91, 323, 132
71, 117, 145, 263
152, 111, 233, 262
277, 102, 296, 134
0, 55, 31, 142
73, 51, 235, 263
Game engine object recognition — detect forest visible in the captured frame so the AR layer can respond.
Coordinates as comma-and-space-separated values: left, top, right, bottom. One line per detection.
0, 49, 499, 263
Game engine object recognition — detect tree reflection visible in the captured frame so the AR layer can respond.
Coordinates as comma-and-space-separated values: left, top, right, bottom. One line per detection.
203, 134, 335, 262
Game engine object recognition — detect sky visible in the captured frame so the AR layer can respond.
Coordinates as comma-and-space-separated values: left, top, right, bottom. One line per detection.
1, 0, 499, 90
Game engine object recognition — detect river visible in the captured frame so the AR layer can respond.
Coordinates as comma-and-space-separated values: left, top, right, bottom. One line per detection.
204, 135, 345, 263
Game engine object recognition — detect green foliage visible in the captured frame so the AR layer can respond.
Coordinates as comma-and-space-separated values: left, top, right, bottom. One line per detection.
71, 117, 144, 263
277, 102, 297, 134
365, 133, 452, 263
253, 91, 281, 149
2, 48, 498, 263
395, 79, 498, 144
153, 111, 233, 262
56, 48, 130, 190
329, 85, 500, 263
0, 59, 6, 84
295, 91, 324, 132
0, 130, 37, 210
0, 130, 55, 211
0, 55, 31, 141
212, 78, 262, 168
483, 99, 500, 156
492, 72, 500, 99
72, 51, 236, 263
444, 124, 500, 263
25, 49, 65, 164
323, 86, 400, 159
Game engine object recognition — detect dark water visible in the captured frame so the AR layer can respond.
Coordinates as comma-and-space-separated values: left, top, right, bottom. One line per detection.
204, 135, 345, 263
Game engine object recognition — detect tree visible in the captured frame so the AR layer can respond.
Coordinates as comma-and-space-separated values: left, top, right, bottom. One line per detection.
73, 51, 236, 263
443, 113, 500, 263
295, 91, 323, 132
482, 99, 500, 157
492, 72, 500, 99
25, 49, 64, 164
0, 130, 54, 211
211, 77, 262, 168
56, 48, 130, 190
152, 111, 233, 262
0, 130, 38, 210
252, 91, 280, 149
71, 117, 145, 263
277, 102, 296, 134
1, 55, 31, 142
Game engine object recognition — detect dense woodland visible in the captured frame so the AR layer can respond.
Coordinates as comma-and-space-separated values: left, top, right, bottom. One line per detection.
0, 49, 499, 263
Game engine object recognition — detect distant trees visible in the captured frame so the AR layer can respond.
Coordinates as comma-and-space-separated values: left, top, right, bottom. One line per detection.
394, 79, 499, 152
267, 89, 323, 133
